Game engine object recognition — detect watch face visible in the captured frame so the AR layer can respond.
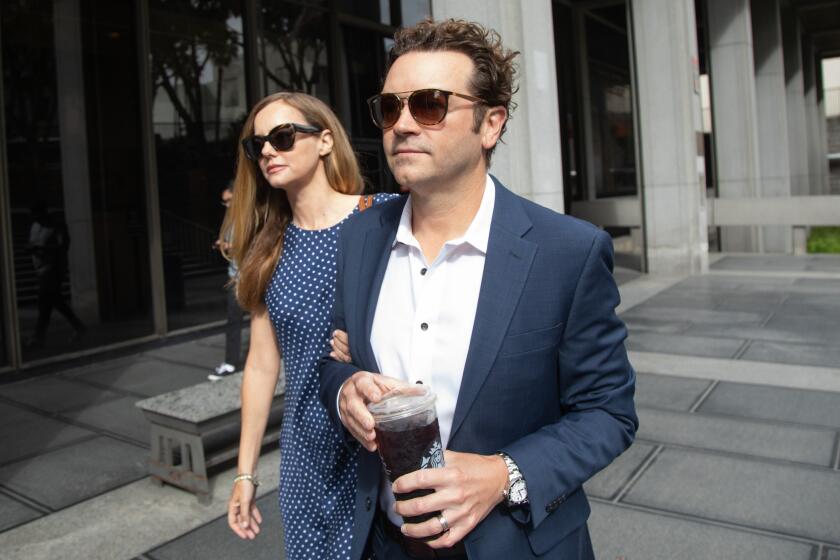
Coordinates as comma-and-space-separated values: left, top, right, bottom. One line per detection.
510, 480, 527, 503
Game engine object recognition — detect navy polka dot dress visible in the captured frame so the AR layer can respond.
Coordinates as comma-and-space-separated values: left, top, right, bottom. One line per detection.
265, 193, 398, 560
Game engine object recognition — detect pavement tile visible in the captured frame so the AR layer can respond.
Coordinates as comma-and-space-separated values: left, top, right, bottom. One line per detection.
625, 331, 744, 359
0, 493, 42, 532
63, 356, 209, 397
622, 447, 840, 543
589, 502, 814, 560
0, 376, 123, 413
147, 493, 283, 560
637, 408, 836, 466
740, 340, 840, 369
144, 341, 224, 370
685, 323, 823, 345
826, 548, 840, 560
634, 373, 712, 412
711, 298, 789, 313
711, 256, 809, 272
622, 317, 693, 334
195, 334, 226, 348
628, 295, 725, 311
61, 396, 149, 445
585, 442, 655, 500
0, 436, 147, 511
622, 306, 768, 326
0, 402, 96, 466
792, 278, 840, 293
762, 312, 840, 343
698, 382, 840, 429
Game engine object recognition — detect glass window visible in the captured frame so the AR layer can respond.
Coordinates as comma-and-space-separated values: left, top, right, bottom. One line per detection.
0, 275, 6, 366
258, 2, 330, 102
553, 2, 585, 208
339, 25, 398, 193
335, 0, 391, 25
150, 0, 247, 331
2, 0, 153, 362
585, 14, 637, 198
400, 0, 431, 26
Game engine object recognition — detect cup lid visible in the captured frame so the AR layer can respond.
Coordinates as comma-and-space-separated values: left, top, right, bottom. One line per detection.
367, 384, 436, 423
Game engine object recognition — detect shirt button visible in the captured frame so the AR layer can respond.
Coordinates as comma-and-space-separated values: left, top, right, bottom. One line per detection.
420, 322, 429, 331
365, 497, 372, 511
420, 268, 428, 276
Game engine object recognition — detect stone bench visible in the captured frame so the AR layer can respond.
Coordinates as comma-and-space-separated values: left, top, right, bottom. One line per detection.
136, 372, 284, 503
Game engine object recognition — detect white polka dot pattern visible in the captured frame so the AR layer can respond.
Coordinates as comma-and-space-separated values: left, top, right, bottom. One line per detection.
266, 193, 398, 560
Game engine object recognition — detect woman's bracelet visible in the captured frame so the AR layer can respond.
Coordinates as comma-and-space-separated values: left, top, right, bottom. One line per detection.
233, 473, 259, 487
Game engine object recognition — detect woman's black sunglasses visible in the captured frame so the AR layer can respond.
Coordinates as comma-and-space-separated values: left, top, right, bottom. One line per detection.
241, 123, 322, 161
366, 89, 483, 130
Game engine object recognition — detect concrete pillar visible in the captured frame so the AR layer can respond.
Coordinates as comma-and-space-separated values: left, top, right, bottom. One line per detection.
750, 0, 792, 253
431, 0, 565, 212
781, 5, 809, 198
803, 39, 827, 195
707, 0, 761, 252
53, 0, 99, 324
632, 0, 708, 275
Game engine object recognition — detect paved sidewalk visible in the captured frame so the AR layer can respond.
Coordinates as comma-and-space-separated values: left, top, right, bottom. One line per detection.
0, 254, 838, 559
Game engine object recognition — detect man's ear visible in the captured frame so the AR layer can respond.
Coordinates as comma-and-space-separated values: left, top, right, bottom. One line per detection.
319, 129, 334, 157
480, 106, 507, 152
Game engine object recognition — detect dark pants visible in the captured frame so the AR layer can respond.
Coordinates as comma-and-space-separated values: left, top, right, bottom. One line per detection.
224, 285, 243, 367
35, 267, 83, 339
364, 510, 467, 560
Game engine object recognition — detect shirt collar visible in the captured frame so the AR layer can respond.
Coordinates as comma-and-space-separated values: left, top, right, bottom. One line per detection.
393, 175, 495, 255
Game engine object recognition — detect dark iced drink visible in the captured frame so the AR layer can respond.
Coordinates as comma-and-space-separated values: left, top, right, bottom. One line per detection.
368, 385, 445, 526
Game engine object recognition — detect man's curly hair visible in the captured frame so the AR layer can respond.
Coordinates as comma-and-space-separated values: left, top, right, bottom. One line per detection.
387, 19, 519, 165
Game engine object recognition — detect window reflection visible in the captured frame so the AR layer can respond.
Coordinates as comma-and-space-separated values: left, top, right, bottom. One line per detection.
400, 0, 431, 26
335, 0, 390, 25
258, 2, 330, 102
2, 0, 152, 361
339, 26, 397, 193
150, 0, 247, 331
585, 14, 637, 198
0, 277, 6, 366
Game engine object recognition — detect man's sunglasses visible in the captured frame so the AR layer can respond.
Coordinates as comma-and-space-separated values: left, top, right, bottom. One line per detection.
241, 123, 322, 161
366, 89, 483, 130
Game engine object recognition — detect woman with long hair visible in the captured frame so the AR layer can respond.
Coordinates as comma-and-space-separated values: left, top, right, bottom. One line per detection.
223, 92, 397, 559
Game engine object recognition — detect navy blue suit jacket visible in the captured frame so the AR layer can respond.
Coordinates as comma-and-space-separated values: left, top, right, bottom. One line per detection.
319, 178, 637, 559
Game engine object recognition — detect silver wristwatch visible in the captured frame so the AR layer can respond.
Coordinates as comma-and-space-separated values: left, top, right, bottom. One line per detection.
498, 452, 529, 506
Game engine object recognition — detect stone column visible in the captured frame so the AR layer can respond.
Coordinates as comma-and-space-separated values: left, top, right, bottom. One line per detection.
53, 0, 99, 324
750, 0, 792, 252
431, 0, 565, 212
632, 0, 708, 275
707, 0, 761, 252
781, 5, 810, 197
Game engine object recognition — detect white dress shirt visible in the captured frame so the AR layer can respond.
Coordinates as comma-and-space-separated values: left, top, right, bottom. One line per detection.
370, 175, 495, 525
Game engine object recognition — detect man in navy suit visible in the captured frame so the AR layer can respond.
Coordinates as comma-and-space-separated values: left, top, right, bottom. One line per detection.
320, 19, 637, 560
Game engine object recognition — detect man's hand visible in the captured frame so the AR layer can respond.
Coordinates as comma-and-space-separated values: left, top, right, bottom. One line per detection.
394, 450, 509, 548
338, 371, 406, 451
330, 329, 351, 363
227, 479, 262, 540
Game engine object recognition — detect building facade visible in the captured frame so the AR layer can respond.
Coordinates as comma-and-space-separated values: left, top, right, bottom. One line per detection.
1, 0, 838, 373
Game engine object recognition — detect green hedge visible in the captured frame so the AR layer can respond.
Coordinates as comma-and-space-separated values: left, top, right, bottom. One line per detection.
807, 227, 840, 254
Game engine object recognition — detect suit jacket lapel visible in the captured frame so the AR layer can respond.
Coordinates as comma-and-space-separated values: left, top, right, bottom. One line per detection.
449, 182, 536, 443
355, 198, 405, 372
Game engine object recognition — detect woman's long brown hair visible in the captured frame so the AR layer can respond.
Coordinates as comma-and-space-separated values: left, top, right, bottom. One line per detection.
221, 92, 363, 311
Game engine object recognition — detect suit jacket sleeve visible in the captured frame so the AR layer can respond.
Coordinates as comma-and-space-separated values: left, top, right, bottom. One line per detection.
500, 230, 638, 528
318, 222, 362, 440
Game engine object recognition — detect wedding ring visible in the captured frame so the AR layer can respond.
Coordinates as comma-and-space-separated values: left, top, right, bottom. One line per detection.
437, 513, 450, 533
